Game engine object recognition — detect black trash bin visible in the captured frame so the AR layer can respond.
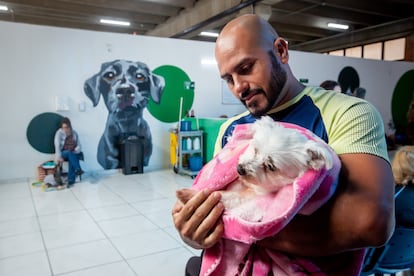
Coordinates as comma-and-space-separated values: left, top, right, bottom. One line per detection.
119, 136, 144, 175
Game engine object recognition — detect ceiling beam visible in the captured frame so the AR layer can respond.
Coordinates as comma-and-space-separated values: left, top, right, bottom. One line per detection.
146, 0, 263, 38
291, 16, 414, 52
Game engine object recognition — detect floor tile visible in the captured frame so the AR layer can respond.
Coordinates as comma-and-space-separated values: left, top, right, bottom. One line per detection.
42, 219, 106, 249
0, 181, 31, 200
32, 190, 85, 216
107, 186, 166, 204
88, 204, 140, 221
0, 232, 44, 259
59, 261, 136, 276
128, 247, 193, 276
38, 210, 95, 231
0, 217, 39, 238
0, 196, 36, 222
110, 229, 181, 259
131, 197, 176, 215
48, 239, 122, 275
71, 183, 125, 208
0, 251, 51, 276
0, 170, 200, 275
144, 209, 175, 228
97, 215, 158, 238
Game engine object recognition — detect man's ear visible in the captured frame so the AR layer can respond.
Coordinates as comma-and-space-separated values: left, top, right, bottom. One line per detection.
273, 37, 289, 64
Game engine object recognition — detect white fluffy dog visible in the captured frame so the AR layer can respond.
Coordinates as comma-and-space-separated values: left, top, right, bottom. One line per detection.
236, 116, 333, 194
220, 116, 334, 221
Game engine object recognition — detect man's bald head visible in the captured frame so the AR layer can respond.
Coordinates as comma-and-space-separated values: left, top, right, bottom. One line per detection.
216, 14, 278, 55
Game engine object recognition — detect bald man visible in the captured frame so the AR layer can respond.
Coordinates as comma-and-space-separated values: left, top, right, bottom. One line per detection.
173, 14, 394, 275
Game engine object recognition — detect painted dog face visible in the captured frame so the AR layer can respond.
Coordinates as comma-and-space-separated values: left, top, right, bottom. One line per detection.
84, 60, 165, 113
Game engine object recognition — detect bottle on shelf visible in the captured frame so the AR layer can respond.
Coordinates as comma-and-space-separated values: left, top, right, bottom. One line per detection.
186, 137, 192, 151
193, 136, 200, 150
182, 138, 187, 150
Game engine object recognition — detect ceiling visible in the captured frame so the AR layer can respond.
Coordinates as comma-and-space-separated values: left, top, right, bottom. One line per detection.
0, 0, 413, 53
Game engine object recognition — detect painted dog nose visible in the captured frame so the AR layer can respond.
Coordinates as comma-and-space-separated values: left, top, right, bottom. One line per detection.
237, 164, 246, 176
116, 87, 135, 98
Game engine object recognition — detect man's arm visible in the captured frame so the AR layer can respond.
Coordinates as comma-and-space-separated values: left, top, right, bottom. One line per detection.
257, 153, 395, 257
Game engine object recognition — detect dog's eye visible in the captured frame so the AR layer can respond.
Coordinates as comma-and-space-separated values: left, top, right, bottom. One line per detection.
264, 163, 276, 172
263, 157, 276, 172
136, 73, 146, 82
103, 72, 116, 80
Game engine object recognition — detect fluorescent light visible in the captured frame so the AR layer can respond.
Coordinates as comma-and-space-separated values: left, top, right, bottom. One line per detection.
200, 31, 219, 38
0, 5, 8, 11
100, 19, 130, 27
328, 23, 349, 30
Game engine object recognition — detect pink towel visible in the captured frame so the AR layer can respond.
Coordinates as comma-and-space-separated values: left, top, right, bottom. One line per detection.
192, 121, 343, 275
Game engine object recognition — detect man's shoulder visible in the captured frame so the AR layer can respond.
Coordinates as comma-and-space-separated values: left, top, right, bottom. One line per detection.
305, 86, 362, 106
304, 86, 377, 120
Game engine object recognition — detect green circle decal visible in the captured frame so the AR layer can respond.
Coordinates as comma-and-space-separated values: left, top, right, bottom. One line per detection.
148, 65, 194, 123
27, 112, 64, 153
391, 69, 414, 129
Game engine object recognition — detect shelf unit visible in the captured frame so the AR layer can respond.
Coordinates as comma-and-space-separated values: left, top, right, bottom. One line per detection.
175, 130, 203, 177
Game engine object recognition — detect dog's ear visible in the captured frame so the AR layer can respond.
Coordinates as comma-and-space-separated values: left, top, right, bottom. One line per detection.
149, 73, 165, 104
84, 61, 116, 107
83, 73, 101, 107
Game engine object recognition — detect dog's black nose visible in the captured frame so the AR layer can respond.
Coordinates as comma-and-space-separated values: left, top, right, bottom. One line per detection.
237, 164, 246, 176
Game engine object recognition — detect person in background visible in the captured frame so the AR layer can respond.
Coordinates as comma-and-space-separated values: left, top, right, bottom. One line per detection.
391, 145, 414, 276
353, 87, 367, 99
54, 117, 83, 186
172, 14, 394, 275
319, 79, 342, 92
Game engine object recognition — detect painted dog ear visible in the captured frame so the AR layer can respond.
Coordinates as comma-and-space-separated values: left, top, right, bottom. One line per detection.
83, 73, 101, 107
149, 73, 165, 104
83, 60, 117, 107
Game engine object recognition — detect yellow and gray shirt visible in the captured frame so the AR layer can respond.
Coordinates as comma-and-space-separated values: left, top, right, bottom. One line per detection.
214, 86, 389, 162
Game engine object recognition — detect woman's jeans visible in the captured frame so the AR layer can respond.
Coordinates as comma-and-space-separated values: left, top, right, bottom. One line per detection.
61, 151, 81, 184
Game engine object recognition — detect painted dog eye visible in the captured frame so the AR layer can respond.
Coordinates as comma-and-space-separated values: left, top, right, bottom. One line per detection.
136, 73, 146, 82
103, 71, 116, 80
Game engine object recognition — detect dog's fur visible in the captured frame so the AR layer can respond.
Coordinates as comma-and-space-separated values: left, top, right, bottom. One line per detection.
84, 60, 164, 169
221, 116, 334, 221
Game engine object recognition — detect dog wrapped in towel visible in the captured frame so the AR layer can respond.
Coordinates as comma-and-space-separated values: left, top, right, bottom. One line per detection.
192, 116, 342, 276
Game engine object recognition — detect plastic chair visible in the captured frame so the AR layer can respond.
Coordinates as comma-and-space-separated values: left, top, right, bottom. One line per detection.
361, 226, 414, 276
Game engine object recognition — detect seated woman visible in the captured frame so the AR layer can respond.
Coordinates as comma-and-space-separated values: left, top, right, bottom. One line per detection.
54, 117, 83, 186
391, 145, 414, 276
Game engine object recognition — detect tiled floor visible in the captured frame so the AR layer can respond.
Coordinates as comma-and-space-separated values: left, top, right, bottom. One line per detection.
0, 170, 201, 276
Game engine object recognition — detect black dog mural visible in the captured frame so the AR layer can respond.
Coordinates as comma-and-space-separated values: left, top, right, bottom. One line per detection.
84, 59, 165, 169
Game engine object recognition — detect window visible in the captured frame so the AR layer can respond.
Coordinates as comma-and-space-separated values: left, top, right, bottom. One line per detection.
329, 49, 344, 56
345, 46, 362, 58
324, 36, 407, 61
363, 42, 382, 60
384, 38, 406, 61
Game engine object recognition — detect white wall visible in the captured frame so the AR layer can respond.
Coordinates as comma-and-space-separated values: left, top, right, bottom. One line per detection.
0, 21, 413, 180
0, 21, 245, 180
288, 51, 414, 135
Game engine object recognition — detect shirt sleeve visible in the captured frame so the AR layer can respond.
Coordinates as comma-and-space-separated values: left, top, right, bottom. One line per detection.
54, 129, 62, 162
325, 100, 389, 162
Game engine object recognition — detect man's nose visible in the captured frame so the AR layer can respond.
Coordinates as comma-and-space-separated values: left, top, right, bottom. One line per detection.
233, 76, 249, 98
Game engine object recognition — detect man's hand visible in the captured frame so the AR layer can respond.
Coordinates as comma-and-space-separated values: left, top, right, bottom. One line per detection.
172, 188, 224, 249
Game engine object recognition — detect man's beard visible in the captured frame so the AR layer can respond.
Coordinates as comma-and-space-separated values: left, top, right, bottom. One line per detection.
245, 51, 287, 117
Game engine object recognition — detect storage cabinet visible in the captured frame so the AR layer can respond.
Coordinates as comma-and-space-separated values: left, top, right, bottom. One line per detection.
175, 130, 203, 177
